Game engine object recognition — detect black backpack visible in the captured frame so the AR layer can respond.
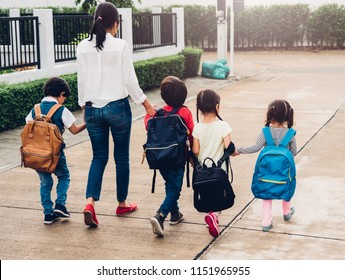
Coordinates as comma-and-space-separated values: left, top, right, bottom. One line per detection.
189, 142, 236, 213
142, 107, 190, 193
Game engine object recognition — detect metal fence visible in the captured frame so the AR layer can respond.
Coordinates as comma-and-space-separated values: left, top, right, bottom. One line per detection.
132, 13, 177, 50
0, 12, 177, 71
53, 14, 123, 63
0, 16, 40, 71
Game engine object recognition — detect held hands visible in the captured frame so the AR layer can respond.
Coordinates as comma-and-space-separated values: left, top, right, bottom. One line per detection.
231, 150, 240, 157
143, 99, 156, 117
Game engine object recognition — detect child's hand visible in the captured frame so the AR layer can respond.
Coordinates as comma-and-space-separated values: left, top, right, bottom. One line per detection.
231, 151, 240, 157
143, 100, 155, 116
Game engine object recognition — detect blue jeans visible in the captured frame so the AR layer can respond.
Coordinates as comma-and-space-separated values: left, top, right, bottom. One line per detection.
158, 166, 185, 218
85, 98, 132, 202
38, 150, 70, 215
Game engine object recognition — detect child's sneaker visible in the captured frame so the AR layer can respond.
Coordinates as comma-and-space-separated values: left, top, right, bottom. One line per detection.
283, 207, 295, 221
262, 222, 273, 232
150, 211, 165, 237
169, 210, 184, 225
204, 212, 220, 238
44, 212, 60, 224
54, 203, 70, 218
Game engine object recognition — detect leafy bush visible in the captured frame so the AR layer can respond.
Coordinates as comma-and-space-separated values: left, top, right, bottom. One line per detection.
135, 55, 185, 90
308, 4, 345, 48
181, 47, 203, 77
178, 4, 345, 50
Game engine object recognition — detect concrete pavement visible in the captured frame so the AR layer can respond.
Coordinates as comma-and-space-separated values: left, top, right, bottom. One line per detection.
0, 50, 345, 260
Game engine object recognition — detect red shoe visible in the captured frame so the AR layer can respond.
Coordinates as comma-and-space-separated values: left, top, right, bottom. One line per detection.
83, 204, 98, 227
205, 212, 220, 238
116, 202, 138, 216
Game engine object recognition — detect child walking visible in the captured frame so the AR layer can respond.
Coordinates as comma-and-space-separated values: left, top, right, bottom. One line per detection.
233, 99, 297, 232
192, 89, 233, 238
25, 77, 86, 224
144, 76, 194, 237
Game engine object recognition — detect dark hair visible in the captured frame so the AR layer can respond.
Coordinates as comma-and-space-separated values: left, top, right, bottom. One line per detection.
89, 2, 119, 51
196, 89, 222, 122
44, 77, 70, 98
265, 99, 294, 128
160, 76, 187, 108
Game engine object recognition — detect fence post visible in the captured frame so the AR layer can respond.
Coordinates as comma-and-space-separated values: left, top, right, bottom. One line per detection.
152, 7, 162, 46
9, 9, 20, 66
172, 7, 185, 51
33, 9, 55, 70
118, 8, 133, 53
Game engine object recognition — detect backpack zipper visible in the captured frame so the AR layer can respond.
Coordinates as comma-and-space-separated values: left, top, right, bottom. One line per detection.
142, 143, 179, 164
259, 178, 287, 184
23, 151, 51, 159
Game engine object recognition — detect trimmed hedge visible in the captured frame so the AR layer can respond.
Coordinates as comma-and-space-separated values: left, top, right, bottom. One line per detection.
0, 48, 202, 132
134, 54, 185, 91
181, 47, 203, 77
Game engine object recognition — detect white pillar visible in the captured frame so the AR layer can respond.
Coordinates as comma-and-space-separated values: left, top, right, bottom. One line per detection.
172, 7, 185, 51
9, 9, 20, 66
152, 7, 162, 46
217, 3, 227, 61
33, 9, 55, 70
118, 8, 133, 53
229, 0, 234, 76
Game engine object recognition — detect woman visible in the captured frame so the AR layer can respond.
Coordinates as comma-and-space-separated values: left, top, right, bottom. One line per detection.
77, 2, 155, 227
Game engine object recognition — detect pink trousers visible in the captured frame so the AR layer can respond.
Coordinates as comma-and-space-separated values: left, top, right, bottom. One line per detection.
262, 200, 291, 226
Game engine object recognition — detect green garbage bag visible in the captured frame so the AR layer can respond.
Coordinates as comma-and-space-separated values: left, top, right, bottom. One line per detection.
201, 59, 230, 79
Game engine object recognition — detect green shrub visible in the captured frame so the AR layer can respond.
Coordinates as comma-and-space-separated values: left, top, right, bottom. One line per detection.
181, 47, 203, 77
135, 54, 185, 90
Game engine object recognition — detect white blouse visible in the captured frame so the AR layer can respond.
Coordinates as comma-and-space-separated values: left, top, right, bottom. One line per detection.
77, 33, 147, 108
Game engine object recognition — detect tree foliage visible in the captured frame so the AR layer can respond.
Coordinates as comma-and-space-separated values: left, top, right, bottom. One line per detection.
180, 4, 345, 50
75, 0, 141, 13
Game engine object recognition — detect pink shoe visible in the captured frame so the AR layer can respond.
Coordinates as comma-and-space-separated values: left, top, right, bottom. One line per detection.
83, 204, 98, 227
205, 212, 220, 238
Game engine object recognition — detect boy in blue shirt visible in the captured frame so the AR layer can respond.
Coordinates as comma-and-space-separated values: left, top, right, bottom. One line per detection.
25, 77, 86, 224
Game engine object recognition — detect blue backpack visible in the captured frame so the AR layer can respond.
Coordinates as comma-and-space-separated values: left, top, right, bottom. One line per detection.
251, 127, 296, 201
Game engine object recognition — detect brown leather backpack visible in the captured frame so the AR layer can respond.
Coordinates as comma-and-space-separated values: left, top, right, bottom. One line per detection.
20, 103, 63, 173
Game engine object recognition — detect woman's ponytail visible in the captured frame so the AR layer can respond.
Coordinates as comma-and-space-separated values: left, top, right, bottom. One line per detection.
88, 2, 119, 51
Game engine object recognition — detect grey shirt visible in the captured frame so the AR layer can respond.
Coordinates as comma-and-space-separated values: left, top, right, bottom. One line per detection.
237, 127, 297, 156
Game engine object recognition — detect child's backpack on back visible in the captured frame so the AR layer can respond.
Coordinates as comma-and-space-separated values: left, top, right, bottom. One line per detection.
20, 103, 63, 173
251, 127, 296, 201
189, 142, 236, 213
142, 107, 190, 193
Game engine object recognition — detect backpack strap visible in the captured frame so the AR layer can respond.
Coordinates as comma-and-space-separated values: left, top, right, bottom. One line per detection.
217, 142, 235, 183
217, 142, 235, 166
34, 103, 62, 122
262, 127, 275, 146
34, 104, 42, 118
46, 104, 63, 121
151, 169, 157, 193
189, 150, 201, 170
279, 128, 296, 148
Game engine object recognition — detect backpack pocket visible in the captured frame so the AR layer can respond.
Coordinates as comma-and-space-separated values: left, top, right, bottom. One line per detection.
144, 141, 185, 169
21, 147, 60, 173
192, 168, 235, 213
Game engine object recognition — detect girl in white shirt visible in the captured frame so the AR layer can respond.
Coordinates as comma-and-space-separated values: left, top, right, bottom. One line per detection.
192, 89, 233, 238
77, 2, 155, 227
